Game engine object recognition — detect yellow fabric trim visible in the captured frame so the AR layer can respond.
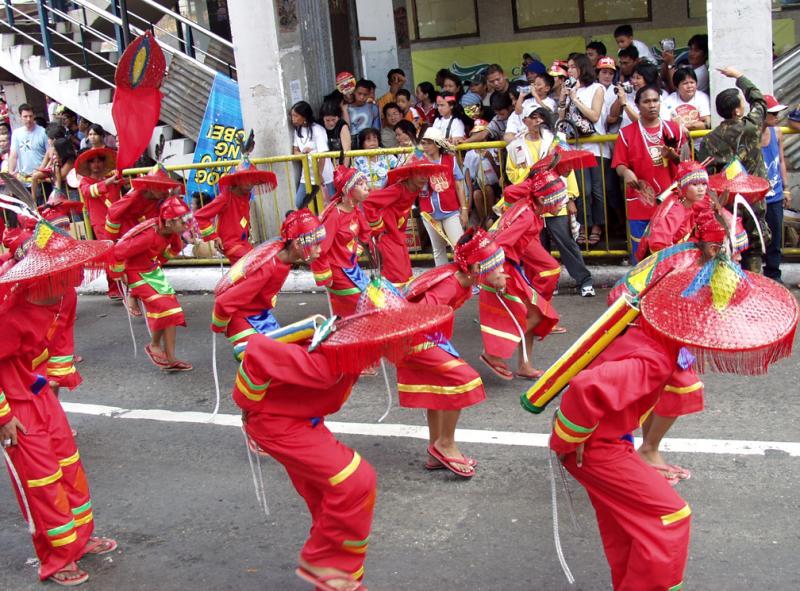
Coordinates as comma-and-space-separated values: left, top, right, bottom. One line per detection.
0, 400, 11, 418
554, 422, 592, 444
351, 565, 365, 581
664, 382, 704, 394
480, 325, 521, 342
28, 468, 63, 488
51, 532, 78, 547
661, 504, 692, 526
58, 451, 80, 467
74, 513, 94, 527
32, 347, 50, 369
329, 452, 361, 486
146, 307, 183, 319
47, 366, 76, 377
639, 406, 655, 427
397, 377, 482, 395
539, 268, 562, 277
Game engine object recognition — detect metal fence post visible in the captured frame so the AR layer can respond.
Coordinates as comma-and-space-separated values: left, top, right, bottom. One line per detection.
5, 3, 14, 27
35, 0, 55, 67
117, 0, 132, 48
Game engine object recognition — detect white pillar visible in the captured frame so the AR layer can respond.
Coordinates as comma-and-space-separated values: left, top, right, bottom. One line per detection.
708, 0, 773, 125
355, 0, 399, 95
228, 0, 296, 237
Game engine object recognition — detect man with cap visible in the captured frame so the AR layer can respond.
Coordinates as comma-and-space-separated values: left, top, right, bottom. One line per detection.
400, 228, 505, 477
110, 196, 193, 371
211, 209, 326, 355
760, 94, 791, 282
362, 159, 448, 287
311, 167, 372, 316
0, 219, 118, 587
75, 146, 122, 299
194, 155, 277, 265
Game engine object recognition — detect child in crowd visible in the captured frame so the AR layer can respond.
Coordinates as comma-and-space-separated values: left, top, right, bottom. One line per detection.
347, 79, 381, 145
614, 23, 655, 63
352, 128, 398, 190
395, 88, 420, 127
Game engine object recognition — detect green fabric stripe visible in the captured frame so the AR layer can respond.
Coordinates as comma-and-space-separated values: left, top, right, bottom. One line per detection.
328, 286, 362, 296
0, 392, 6, 403
129, 279, 147, 289
343, 536, 370, 547
49, 356, 74, 363
557, 409, 595, 433
47, 520, 76, 537
668, 583, 683, 591
237, 365, 268, 391
479, 284, 523, 304
105, 221, 120, 229
140, 268, 175, 295
228, 328, 257, 344
72, 500, 92, 515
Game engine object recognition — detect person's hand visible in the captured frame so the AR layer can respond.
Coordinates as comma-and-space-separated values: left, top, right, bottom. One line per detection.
105, 173, 119, 186
302, 147, 313, 154
0, 417, 27, 447
566, 200, 577, 216
615, 85, 627, 106
459, 208, 469, 229
660, 145, 680, 162
575, 443, 584, 467
636, 179, 656, 206
213, 238, 224, 253
560, 85, 570, 100
622, 170, 638, 186
717, 66, 743, 79
662, 50, 675, 66
568, 86, 578, 102
784, 190, 792, 208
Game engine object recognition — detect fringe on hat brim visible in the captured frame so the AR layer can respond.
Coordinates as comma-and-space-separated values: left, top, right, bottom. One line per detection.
640, 316, 797, 376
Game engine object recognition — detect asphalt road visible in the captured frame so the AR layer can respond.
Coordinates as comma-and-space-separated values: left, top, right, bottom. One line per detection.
1, 289, 799, 591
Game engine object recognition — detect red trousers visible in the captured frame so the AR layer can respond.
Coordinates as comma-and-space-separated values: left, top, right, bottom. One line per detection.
90, 223, 121, 298
244, 413, 376, 581
523, 237, 561, 301
5, 389, 94, 580
654, 367, 704, 418
563, 440, 690, 591
223, 240, 253, 265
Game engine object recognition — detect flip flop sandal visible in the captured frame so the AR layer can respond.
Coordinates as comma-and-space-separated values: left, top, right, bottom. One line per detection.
126, 302, 143, 317
48, 563, 89, 587
427, 444, 475, 478
666, 463, 692, 481
145, 345, 169, 368
425, 454, 477, 470
479, 354, 513, 381
588, 232, 602, 245
515, 369, 544, 380
576, 230, 587, 245
295, 567, 367, 591
84, 536, 118, 555
550, 325, 568, 334
162, 360, 193, 372
651, 464, 682, 486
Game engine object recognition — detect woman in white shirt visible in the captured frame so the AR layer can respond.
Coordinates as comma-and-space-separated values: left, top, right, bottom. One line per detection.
432, 94, 471, 144
559, 53, 608, 246
661, 67, 710, 132
291, 101, 334, 209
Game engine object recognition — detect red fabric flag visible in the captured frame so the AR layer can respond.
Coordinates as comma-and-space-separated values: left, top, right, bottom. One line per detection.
111, 31, 166, 172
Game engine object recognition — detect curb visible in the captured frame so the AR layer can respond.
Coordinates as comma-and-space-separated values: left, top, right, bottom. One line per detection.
77, 263, 800, 295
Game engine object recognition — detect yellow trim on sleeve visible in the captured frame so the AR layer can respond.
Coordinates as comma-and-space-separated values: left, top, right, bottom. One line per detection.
329, 452, 362, 486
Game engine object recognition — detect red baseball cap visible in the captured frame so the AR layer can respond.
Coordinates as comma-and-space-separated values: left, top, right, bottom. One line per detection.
764, 95, 788, 113
597, 57, 617, 71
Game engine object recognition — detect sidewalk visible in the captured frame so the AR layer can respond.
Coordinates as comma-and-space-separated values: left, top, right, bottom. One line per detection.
77, 263, 800, 295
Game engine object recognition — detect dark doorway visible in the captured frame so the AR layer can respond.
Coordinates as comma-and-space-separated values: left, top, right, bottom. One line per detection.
328, 0, 358, 75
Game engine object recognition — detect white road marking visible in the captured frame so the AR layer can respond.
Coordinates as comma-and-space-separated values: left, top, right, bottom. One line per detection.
60, 402, 800, 457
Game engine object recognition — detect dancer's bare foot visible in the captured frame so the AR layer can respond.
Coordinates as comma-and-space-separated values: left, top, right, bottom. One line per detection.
637, 445, 667, 467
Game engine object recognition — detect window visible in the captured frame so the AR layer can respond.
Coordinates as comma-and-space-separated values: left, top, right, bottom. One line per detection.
687, 0, 706, 19
409, 0, 479, 41
513, 0, 650, 31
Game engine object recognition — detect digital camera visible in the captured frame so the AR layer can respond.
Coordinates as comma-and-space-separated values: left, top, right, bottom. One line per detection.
564, 77, 578, 90
660, 38, 676, 52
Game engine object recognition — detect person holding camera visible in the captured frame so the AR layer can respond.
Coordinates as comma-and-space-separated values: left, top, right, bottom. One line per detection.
559, 54, 608, 247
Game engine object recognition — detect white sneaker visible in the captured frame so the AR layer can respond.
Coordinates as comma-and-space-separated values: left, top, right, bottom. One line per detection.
580, 285, 596, 297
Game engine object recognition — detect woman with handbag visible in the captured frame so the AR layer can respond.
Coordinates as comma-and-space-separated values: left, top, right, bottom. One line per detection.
559, 54, 607, 247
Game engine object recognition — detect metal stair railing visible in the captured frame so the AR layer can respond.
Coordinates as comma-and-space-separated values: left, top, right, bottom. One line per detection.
774, 41, 800, 169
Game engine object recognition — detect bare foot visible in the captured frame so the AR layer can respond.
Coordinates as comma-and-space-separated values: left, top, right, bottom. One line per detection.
637, 446, 667, 467
297, 558, 363, 591
48, 562, 89, 586
516, 363, 544, 379
432, 441, 472, 474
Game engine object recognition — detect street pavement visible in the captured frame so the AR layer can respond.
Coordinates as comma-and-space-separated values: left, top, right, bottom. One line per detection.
1, 289, 799, 591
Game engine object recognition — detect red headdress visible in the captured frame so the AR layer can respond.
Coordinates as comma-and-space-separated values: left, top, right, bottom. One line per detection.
316, 276, 454, 373
675, 160, 708, 193
529, 169, 569, 215
639, 261, 798, 375
74, 147, 117, 178
218, 154, 277, 191
2, 227, 33, 261
130, 164, 184, 193
386, 157, 448, 187
707, 172, 770, 205
532, 146, 597, 178
280, 209, 325, 257
453, 227, 504, 275
692, 201, 748, 254
0, 219, 112, 300
332, 165, 368, 201
158, 196, 191, 225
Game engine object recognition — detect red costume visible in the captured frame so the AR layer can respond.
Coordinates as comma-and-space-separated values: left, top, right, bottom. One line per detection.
550, 326, 691, 591
0, 220, 115, 584
637, 194, 695, 258
75, 148, 121, 241
194, 161, 276, 265
104, 165, 180, 238
311, 167, 372, 316
479, 195, 559, 360
235, 335, 375, 585
110, 219, 186, 332
398, 265, 484, 410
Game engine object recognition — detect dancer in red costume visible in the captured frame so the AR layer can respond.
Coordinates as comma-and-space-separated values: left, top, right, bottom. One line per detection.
550, 247, 797, 591
401, 228, 506, 477
362, 159, 447, 287
194, 151, 277, 265
75, 147, 122, 299
211, 209, 325, 356
234, 291, 453, 591
0, 219, 118, 587
311, 166, 372, 316
110, 196, 193, 371
478, 171, 563, 380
